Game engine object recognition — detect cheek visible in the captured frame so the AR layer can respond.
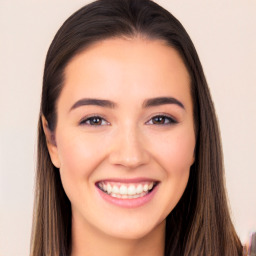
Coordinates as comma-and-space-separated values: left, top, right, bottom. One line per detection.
55, 130, 110, 204
150, 128, 195, 217
57, 130, 107, 175
55, 130, 108, 200
152, 128, 195, 175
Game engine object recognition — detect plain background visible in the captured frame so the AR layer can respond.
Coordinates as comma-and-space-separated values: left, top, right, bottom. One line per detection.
0, 1, 255, 255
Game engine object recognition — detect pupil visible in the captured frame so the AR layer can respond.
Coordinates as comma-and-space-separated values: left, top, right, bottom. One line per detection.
91, 117, 101, 125
153, 116, 164, 124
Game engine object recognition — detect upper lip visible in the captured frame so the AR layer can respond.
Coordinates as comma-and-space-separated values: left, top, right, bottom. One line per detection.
95, 177, 159, 183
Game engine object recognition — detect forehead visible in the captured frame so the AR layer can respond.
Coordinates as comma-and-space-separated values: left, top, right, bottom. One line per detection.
60, 37, 191, 110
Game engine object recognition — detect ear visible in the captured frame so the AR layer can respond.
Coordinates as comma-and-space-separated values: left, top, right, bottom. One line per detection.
41, 115, 61, 168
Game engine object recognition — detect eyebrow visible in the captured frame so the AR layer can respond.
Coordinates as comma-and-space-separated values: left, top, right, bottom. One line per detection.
142, 97, 185, 109
70, 98, 116, 111
69, 96, 185, 111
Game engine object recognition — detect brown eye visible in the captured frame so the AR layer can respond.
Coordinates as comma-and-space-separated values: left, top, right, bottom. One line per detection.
152, 116, 165, 124
147, 115, 177, 125
89, 117, 102, 125
80, 116, 109, 126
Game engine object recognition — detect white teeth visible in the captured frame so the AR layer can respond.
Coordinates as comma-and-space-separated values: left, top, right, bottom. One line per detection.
143, 184, 149, 192
120, 185, 127, 195
112, 185, 119, 194
107, 184, 112, 194
128, 185, 136, 195
136, 184, 143, 194
98, 181, 155, 198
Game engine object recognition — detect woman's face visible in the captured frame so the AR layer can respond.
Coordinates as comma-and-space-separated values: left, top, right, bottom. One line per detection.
45, 38, 195, 240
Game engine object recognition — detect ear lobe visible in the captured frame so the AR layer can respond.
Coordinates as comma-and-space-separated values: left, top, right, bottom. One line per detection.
41, 115, 61, 168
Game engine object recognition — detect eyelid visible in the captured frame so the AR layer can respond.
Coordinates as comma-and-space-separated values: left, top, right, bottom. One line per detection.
145, 113, 178, 125
79, 114, 110, 126
78, 113, 178, 126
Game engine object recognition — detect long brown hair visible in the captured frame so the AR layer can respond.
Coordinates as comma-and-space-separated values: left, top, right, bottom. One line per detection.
30, 0, 242, 255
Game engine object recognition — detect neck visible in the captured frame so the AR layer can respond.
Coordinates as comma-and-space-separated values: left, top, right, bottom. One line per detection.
71, 215, 165, 256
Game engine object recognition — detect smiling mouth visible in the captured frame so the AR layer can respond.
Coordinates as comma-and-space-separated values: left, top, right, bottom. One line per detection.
96, 181, 158, 199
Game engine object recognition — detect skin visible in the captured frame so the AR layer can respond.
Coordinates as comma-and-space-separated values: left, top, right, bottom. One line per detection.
43, 37, 196, 256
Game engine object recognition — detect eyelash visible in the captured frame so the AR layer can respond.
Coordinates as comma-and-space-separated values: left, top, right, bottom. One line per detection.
79, 114, 178, 126
79, 115, 110, 126
146, 115, 178, 125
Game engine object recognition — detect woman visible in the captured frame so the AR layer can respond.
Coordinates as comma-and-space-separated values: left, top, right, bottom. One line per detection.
30, 0, 242, 255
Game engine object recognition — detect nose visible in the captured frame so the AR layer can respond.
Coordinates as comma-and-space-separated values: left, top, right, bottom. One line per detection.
108, 125, 150, 169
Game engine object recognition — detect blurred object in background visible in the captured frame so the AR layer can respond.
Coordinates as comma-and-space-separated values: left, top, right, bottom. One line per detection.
249, 232, 256, 256
244, 232, 256, 256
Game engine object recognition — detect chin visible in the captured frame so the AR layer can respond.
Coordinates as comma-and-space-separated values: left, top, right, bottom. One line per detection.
98, 217, 165, 241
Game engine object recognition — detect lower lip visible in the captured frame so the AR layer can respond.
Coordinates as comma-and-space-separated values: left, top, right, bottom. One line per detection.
96, 185, 159, 208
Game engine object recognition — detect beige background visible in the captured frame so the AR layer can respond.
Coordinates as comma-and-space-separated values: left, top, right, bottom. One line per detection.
0, 1, 255, 255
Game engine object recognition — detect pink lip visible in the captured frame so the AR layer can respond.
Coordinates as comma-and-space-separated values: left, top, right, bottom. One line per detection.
96, 177, 157, 183
95, 183, 159, 208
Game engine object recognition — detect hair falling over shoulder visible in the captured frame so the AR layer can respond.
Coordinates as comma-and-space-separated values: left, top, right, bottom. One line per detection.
30, 0, 243, 255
